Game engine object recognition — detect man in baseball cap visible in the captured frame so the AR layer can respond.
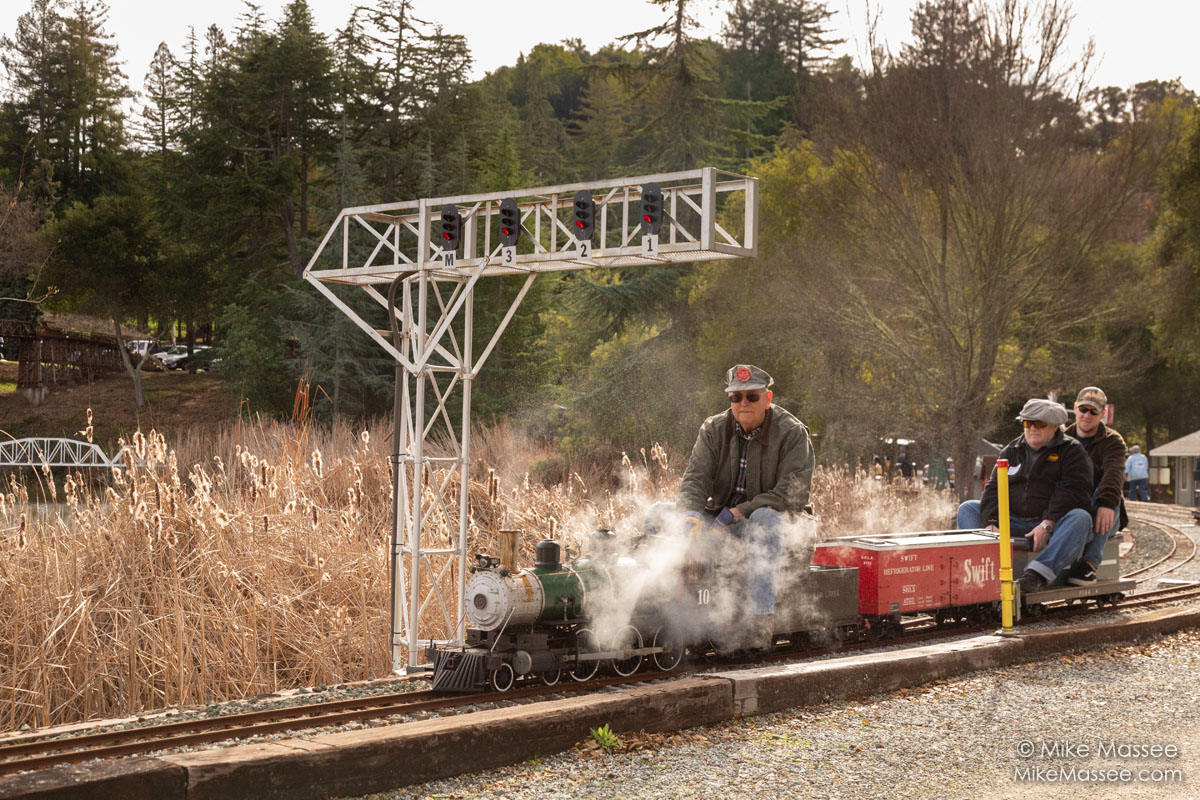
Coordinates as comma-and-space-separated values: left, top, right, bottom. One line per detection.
672, 364, 814, 653
956, 396, 1094, 593
1064, 386, 1128, 585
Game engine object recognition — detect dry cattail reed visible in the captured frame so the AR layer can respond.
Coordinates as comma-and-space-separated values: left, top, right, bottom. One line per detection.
0, 419, 952, 732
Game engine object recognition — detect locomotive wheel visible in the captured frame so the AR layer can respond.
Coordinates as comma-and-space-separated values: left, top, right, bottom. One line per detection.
610, 625, 644, 677
570, 628, 601, 682
651, 626, 684, 672
541, 668, 562, 686
489, 663, 515, 693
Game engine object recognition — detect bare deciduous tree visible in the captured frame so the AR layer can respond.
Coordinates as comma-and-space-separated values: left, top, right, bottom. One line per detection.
815, 0, 1182, 495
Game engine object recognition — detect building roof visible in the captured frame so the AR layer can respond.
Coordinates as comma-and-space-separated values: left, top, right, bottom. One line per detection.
1150, 430, 1200, 457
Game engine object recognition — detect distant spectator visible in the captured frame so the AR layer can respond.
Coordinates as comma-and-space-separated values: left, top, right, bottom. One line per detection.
1124, 445, 1149, 501
897, 451, 915, 480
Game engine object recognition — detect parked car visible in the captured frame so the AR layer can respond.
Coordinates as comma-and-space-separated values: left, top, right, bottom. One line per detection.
151, 345, 188, 369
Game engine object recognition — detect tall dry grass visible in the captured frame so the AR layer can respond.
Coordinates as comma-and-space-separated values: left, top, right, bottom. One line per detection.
0, 418, 952, 731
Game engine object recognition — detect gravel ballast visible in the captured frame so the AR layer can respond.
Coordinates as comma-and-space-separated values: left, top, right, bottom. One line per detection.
344, 628, 1200, 800
344, 516, 1200, 800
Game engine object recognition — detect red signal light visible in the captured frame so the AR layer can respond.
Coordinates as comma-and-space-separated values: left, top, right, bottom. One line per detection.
501, 227, 512, 236
642, 215, 653, 224
442, 232, 451, 240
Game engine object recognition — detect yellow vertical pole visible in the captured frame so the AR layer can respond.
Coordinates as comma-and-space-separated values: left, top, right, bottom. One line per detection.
996, 458, 1014, 631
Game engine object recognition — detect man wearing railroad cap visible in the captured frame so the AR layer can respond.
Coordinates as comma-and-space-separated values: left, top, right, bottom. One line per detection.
956, 397, 1095, 593
1063, 386, 1128, 586
676, 364, 816, 651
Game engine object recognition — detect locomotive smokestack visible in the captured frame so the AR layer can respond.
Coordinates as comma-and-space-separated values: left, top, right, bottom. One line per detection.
499, 529, 520, 572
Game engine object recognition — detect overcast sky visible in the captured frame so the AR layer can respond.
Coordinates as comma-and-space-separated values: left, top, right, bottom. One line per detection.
3, 0, 1197, 100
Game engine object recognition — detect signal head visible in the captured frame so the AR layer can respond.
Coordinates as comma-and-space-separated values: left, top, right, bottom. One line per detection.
498, 198, 521, 247
572, 189, 596, 241
639, 182, 663, 235
439, 204, 462, 252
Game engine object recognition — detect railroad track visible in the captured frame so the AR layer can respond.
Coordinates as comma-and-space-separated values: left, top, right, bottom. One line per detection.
1124, 517, 1199, 581
0, 674, 653, 776
6, 515, 1198, 777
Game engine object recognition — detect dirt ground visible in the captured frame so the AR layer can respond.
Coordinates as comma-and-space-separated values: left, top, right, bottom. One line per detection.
0, 359, 236, 450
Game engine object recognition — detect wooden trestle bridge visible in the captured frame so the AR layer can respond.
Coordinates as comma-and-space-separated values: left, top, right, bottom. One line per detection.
0, 319, 124, 403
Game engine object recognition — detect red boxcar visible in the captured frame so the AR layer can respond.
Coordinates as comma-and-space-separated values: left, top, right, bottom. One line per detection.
813, 531, 1006, 617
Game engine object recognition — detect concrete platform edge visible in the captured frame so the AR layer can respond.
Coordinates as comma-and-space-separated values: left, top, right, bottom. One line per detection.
3, 607, 1198, 800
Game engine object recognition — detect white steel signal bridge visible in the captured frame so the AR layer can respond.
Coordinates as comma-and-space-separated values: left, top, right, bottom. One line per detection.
303, 167, 759, 673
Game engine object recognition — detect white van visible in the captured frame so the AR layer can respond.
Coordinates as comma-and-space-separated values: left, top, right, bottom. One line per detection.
126, 340, 161, 358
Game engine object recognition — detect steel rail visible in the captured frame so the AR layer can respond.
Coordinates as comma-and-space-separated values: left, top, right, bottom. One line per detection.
1124, 518, 1197, 579
6, 517, 1196, 775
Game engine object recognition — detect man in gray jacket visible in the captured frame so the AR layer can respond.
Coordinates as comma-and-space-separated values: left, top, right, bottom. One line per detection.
675, 364, 816, 650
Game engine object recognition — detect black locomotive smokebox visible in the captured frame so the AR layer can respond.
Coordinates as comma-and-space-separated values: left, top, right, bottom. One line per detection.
534, 539, 561, 571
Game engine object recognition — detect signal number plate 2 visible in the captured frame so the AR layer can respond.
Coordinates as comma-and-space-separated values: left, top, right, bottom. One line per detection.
576, 239, 591, 259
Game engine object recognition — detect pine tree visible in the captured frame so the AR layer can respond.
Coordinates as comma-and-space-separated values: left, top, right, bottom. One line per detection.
138, 42, 180, 156
1, 0, 130, 205
722, 0, 842, 133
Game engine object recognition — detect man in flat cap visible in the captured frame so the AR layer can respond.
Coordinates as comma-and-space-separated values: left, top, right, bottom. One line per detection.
675, 364, 816, 650
956, 397, 1094, 593
1063, 386, 1128, 585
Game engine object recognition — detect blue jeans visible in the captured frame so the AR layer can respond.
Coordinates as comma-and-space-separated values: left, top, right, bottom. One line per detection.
956, 500, 1093, 583
1081, 491, 1122, 569
1127, 478, 1149, 501
645, 502, 782, 615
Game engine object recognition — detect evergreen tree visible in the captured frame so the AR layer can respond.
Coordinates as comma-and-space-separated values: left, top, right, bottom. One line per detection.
1, 0, 130, 205
137, 42, 180, 156
621, 0, 772, 170
722, 0, 841, 134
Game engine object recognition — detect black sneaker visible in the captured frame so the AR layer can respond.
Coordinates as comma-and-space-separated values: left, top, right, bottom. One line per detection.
1018, 571, 1046, 594
1067, 561, 1097, 586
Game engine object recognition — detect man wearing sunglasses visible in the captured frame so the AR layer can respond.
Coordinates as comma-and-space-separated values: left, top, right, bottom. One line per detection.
1063, 386, 1128, 585
676, 364, 816, 651
956, 397, 1094, 593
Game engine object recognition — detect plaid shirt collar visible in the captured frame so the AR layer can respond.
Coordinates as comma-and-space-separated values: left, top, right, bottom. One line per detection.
733, 419, 762, 441
726, 407, 773, 445
730, 418, 763, 506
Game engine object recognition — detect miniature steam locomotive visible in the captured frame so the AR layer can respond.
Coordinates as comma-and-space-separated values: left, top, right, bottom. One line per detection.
426, 527, 1133, 692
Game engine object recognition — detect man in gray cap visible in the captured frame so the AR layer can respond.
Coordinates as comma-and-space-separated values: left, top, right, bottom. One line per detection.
956, 397, 1094, 593
674, 364, 816, 650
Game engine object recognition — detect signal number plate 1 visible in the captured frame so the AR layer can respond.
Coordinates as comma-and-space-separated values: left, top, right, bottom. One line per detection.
642, 234, 659, 256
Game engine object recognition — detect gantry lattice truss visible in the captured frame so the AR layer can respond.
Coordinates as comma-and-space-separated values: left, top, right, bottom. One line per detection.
303, 167, 759, 672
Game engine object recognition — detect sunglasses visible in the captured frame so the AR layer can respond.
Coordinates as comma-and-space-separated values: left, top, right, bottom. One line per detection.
1022, 419, 1049, 429
728, 392, 762, 404
1076, 406, 1100, 416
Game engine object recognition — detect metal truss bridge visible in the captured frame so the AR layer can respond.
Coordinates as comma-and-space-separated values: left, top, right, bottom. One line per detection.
0, 438, 116, 469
